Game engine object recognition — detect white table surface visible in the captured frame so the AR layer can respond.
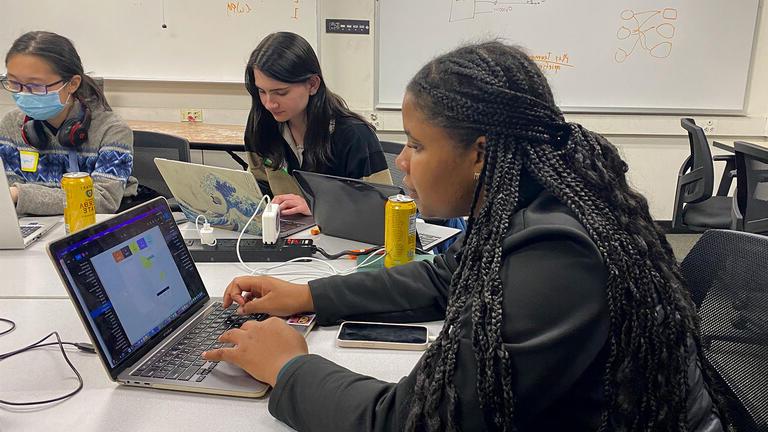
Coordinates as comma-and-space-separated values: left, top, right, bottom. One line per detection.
0, 299, 439, 432
1, 215, 372, 299
0, 212, 428, 431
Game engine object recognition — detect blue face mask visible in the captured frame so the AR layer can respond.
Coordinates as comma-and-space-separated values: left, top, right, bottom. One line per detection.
12, 85, 70, 120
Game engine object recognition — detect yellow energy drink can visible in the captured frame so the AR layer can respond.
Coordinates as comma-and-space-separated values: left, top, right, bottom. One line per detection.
384, 194, 417, 268
62, 172, 96, 234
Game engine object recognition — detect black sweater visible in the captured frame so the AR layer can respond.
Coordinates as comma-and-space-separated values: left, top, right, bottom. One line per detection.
285, 117, 388, 179
268, 192, 722, 431
246, 117, 390, 197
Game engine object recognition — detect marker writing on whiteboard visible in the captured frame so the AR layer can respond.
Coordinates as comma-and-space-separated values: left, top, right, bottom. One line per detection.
161, 0, 167, 29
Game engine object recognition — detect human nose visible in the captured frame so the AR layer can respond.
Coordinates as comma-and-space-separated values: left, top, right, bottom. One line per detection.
263, 94, 279, 110
395, 145, 409, 174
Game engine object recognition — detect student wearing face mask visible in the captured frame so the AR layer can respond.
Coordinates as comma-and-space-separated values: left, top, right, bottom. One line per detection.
0, 31, 137, 215
244, 32, 391, 216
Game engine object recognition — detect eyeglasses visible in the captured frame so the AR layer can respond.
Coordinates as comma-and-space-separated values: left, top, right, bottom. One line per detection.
0, 77, 67, 95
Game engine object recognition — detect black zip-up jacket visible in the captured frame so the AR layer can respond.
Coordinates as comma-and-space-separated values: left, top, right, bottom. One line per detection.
268, 191, 723, 431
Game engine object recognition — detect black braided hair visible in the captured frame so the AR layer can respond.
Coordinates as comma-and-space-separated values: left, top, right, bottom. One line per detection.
404, 41, 724, 431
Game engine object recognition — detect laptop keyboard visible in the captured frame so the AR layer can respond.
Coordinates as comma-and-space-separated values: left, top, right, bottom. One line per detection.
280, 219, 305, 230
130, 302, 267, 382
20, 224, 42, 238
418, 233, 439, 248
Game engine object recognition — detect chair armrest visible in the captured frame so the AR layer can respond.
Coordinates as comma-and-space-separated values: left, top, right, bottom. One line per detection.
713, 155, 735, 162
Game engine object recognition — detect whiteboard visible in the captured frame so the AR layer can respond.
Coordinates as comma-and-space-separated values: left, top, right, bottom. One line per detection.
1, 0, 318, 82
377, 0, 760, 113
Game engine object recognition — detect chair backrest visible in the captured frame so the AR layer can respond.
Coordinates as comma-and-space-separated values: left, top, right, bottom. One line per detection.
733, 141, 768, 234
380, 140, 405, 189
131, 130, 191, 198
679, 118, 716, 204
680, 229, 768, 430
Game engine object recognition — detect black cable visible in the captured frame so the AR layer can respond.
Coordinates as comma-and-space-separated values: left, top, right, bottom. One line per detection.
313, 245, 431, 260
313, 245, 381, 260
0, 318, 15, 336
1, 341, 95, 355
0, 318, 95, 406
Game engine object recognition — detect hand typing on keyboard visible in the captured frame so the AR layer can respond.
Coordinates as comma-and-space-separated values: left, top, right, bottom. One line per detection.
272, 193, 311, 216
202, 316, 308, 387
203, 275, 316, 385
130, 303, 267, 383
222, 275, 315, 317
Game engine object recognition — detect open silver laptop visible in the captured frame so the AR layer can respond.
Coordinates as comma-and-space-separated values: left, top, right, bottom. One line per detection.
0, 158, 57, 249
47, 197, 314, 398
155, 158, 314, 237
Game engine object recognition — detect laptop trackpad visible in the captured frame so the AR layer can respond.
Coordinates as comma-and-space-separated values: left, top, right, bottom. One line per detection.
210, 361, 267, 388
213, 361, 249, 378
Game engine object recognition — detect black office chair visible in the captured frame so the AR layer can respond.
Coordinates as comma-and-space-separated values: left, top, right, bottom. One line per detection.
380, 140, 405, 189
731, 141, 768, 234
680, 230, 768, 431
120, 130, 191, 211
671, 118, 736, 231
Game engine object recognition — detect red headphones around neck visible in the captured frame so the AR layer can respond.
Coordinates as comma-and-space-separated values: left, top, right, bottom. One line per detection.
20, 99, 92, 150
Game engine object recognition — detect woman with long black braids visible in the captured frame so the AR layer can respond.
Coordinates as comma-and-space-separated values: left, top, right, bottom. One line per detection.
204, 41, 725, 431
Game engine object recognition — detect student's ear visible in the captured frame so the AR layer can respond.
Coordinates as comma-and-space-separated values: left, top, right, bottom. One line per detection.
68, 75, 82, 95
307, 75, 321, 96
471, 136, 486, 171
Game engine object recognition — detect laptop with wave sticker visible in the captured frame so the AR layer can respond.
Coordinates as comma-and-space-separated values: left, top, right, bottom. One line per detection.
154, 158, 314, 237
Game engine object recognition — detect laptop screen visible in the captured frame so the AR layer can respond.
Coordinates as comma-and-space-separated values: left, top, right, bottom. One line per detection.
294, 170, 404, 245
49, 198, 208, 372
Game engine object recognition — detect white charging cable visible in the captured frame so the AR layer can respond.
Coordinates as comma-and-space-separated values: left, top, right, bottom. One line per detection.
196, 215, 216, 246
232, 194, 389, 277
236, 195, 270, 273
339, 248, 387, 274
178, 214, 217, 246
180, 198, 388, 278
249, 256, 338, 278
248, 247, 388, 281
